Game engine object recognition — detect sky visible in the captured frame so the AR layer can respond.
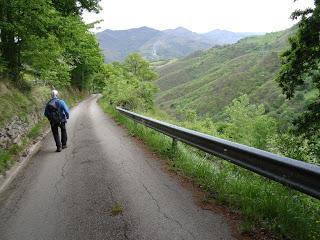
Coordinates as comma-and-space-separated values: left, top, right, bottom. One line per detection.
82, 0, 315, 33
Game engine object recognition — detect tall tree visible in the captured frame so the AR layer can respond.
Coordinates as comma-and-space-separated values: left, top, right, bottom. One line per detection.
0, 0, 102, 90
51, 0, 101, 15
0, 0, 55, 80
103, 54, 158, 111
55, 15, 104, 89
124, 53, 158, 81
277, 0, 320, 137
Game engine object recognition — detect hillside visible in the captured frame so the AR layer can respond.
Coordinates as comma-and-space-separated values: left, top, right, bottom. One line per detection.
155, 27, 303, 121
96, 27, 162, 62
96, 27, 258, 62
202, 29, 261, 45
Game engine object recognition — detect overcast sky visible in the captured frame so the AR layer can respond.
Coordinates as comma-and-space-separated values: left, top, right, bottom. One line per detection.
82, 0, 314, 33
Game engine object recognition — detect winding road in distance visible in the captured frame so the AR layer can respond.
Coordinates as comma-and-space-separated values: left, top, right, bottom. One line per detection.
0, 95, 234, 240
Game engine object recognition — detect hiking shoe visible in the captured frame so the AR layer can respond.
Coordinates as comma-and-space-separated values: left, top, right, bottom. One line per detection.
62, 145, 67, 149
56, 147, 62, 152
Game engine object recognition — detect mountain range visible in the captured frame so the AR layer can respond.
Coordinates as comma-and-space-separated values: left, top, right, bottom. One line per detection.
96, 26, 260, 62
154, 26, 306, 122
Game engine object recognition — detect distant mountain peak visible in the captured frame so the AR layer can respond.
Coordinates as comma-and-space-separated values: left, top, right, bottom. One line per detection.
96, 26, 259, 62
101, 26, 158, 33
174, 26, 191, 31
164, 26, 194, 33
136, 26, 157, 31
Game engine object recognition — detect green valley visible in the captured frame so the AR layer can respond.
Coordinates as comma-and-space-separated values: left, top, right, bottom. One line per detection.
155, 27, 304, 124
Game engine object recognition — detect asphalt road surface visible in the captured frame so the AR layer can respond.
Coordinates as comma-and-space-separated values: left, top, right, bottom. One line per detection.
0, 95, 234, 240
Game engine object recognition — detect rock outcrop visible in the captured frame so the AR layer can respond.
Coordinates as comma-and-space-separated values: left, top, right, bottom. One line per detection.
0, 111, 43, 149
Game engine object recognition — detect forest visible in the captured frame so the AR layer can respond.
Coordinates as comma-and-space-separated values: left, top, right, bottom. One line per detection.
0, 0, 104, 90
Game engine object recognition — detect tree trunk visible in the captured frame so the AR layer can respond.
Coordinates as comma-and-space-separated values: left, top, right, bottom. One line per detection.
2, 32, 21, 80
0, 0, 21, 81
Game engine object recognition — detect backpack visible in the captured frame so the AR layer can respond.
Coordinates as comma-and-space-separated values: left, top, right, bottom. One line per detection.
47, 99, 61, 124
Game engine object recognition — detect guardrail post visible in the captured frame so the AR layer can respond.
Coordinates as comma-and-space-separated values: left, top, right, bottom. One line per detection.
172, 138, 178, 153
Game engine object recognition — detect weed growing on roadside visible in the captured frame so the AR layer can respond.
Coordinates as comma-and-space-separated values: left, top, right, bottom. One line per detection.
0, 149, 12, 173
110, 203, 123, 216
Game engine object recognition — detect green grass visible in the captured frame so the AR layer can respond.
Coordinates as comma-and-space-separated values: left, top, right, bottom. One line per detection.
27, 120, 46, 139
110, 203, 123, 216
0, 90, 33, 128
0, 149, 12, 173
99, 100, 320, 240
0, 144, 24, 174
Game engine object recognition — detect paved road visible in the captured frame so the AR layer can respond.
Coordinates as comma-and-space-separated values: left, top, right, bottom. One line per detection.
0, 96, 234, 240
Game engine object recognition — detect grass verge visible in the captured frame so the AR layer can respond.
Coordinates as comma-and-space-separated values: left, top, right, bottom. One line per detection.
99, 100, 320, 240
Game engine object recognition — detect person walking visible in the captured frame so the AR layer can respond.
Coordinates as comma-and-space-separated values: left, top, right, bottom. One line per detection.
44, 90, 70, 152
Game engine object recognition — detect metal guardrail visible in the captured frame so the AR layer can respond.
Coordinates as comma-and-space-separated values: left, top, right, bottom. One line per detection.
116, 107, 320, 200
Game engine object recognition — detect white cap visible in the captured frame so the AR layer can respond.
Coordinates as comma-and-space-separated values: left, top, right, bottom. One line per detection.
51, 89, 58, 98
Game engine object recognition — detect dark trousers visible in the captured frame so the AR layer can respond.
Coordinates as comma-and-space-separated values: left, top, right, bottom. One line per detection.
50, 122, 67, 148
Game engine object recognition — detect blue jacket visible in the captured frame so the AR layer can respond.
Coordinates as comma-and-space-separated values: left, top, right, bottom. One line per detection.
44, 97, 69, 123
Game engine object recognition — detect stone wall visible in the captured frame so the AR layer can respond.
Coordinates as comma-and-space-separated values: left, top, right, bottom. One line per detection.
0, 110, 43, 149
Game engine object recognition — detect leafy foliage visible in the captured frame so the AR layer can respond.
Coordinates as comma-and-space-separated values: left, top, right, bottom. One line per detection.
269, 132, 318, 164
51, 0, 101, 15
220, 95, 277, 150
22, 34, 71, 86
0, 0, 103, 89
57, 15, 104, 89
277, 0, 320, 158
278, 1, 320, 99
102, 54, 158, 111
124, 53, 158, 81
